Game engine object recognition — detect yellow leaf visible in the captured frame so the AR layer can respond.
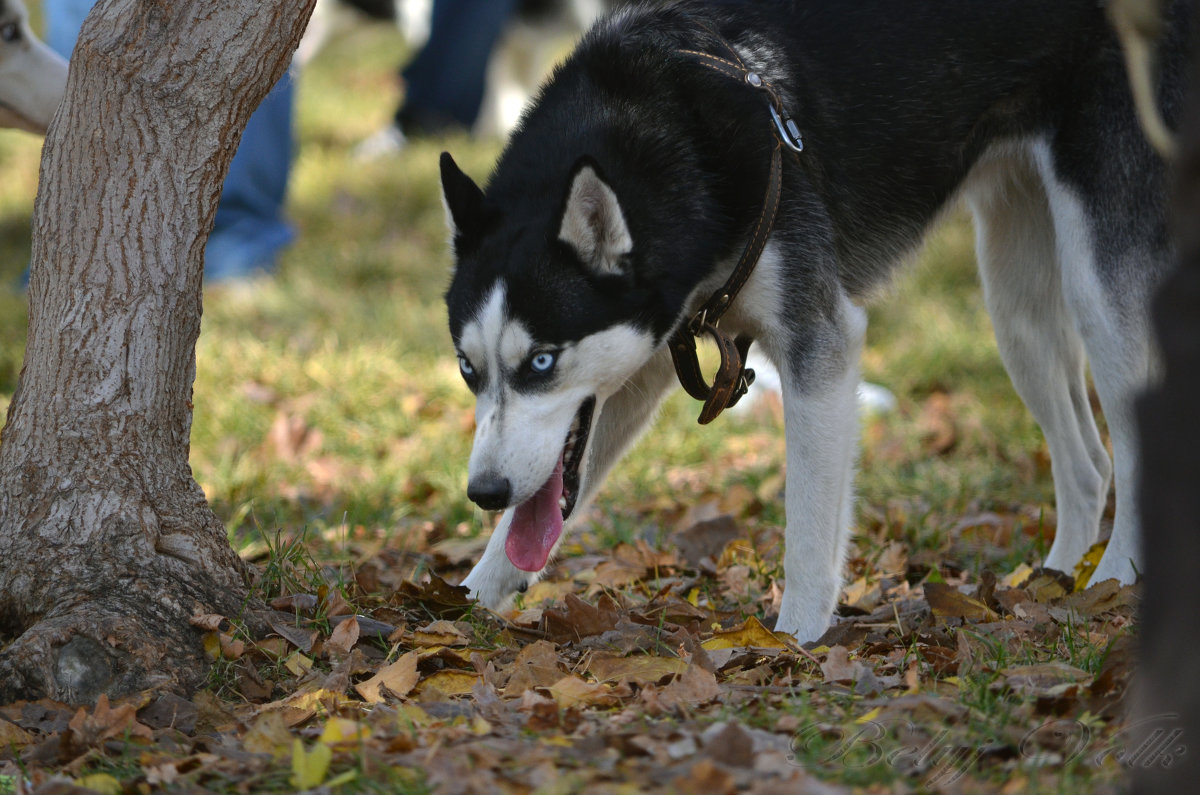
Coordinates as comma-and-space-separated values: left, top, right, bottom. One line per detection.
687, 587, 700, 607
254, 637, 290, 660
284, 651, 314, 677
353, 651, 420, 704
701, 616, 791, 650
260, 684, 345, 727
0, 720, 35, 748
396, 703, 432, 729
202, 632, 222, 661
1072, 541, 1109, 592
856, 706, 883, 724
326, 770, 359, 788
1025, 571, 1072, 603
471, 715, 492, 736
1001, 563, 1034, 589
587, 653, 689, 685
412, 670, 479, 698
290, 738, 332, 790
75, 774, 122, 795
411, 620, 470, 647
548, 676, 620, 709
242, 711, 293, 759
525, 579, 575, 604
809, 645, 830, 654
319, 717, 371, 748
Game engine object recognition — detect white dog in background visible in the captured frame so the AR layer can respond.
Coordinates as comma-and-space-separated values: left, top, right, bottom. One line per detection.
0, 0, 67, 134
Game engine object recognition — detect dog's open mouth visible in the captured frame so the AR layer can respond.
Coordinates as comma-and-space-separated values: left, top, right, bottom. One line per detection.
505, 396, 596, 572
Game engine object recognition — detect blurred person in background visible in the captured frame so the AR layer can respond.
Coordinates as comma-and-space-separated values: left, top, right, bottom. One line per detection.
43, 0, 295, 282
355, 0, 521, 156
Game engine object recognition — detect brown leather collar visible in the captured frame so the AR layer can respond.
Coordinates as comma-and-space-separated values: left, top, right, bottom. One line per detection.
668, 43, 803, 424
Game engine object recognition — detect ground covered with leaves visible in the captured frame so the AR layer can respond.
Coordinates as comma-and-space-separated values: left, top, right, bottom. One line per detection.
0, 14, 1152, 795
0, 510, 1141, 793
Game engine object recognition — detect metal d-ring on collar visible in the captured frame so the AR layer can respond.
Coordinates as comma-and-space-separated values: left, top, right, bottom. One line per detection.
667, 41, 804, 424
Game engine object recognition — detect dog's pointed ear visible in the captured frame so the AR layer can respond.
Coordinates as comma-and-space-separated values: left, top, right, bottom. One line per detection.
558, 159, 633, 276
441, 152, 486, 248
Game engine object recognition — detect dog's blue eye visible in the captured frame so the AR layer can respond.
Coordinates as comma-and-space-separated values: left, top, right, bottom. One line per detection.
0, 23, 19, 43
530, 352, 556, 374
457, 355, 475, 377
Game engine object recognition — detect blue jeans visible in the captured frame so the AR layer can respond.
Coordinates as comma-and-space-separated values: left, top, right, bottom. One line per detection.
44, 0, 295, 281
398, 0, 520, 133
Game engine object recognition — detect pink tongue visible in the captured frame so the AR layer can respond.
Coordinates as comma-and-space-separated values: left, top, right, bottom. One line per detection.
505, 459, 565, 572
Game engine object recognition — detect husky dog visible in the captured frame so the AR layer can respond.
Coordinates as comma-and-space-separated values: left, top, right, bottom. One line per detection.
440, 0, 1188, 642
0, 0, 67, 134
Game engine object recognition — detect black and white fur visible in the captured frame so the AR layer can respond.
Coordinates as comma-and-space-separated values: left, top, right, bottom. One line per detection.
440, 0, 1188, 642
0, 0, 67, 134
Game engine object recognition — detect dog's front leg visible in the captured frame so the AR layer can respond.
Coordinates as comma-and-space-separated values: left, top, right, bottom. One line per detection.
462, 348, 678, 609
461, 510, 533, 607
775, 296, 867, 643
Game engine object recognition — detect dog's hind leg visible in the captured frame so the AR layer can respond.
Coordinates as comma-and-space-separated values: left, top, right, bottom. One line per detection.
773, 293, 867, 643
1031, 141, 1165, 585
461, 348, 678, 607
967, 150, 1113, 576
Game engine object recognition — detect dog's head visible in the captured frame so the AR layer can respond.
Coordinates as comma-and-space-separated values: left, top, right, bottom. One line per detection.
0, 0, 68, 134
441, 152, 663, 573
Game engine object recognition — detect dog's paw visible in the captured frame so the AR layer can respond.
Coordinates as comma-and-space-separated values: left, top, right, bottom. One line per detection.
1088, 551, 1139, 587
774, 615, 832, 645
775, 591, 837, 644
461, 560, 536, 609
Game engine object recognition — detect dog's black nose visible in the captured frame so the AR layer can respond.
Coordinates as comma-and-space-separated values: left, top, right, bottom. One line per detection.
467, 475, 512, 511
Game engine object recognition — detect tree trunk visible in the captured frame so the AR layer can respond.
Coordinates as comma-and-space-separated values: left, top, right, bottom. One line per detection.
1134, 22, 1200, 790
0, 0, 315, 703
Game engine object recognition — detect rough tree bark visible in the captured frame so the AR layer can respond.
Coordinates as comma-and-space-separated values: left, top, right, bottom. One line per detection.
1134, 29, 1200, 792
0, 0, 316, 703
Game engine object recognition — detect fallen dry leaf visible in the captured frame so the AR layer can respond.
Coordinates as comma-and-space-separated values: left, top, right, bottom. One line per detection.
353, 651, 420, 704
396, 575, 474, 618
547, 676, 622, 709
411, 619, 471, 647
0, 719, 35, 749
413, 670, 480, 699
1001, 662, 1093, 697
242, 711, 294, 759
325, 616, 360, 658
269, 594, 319, 614
672, 759, 736, 794
543, 593, 620, 642
820, 646, 882, 694
586, 652, 689, 685
67, 695, 153, 749
657, 665, 721, 711
925, 582, 999, 623
504, 640, 564, 697
702, 616, 792, 650
188, 613, 228, 632
265, 614, 319, 654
